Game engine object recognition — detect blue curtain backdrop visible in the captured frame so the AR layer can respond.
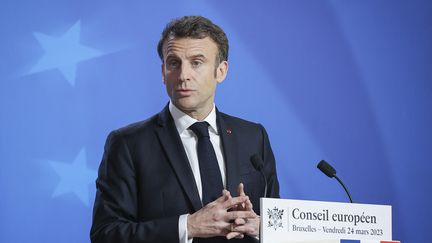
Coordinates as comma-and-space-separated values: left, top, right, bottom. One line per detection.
1, 0, 431, 242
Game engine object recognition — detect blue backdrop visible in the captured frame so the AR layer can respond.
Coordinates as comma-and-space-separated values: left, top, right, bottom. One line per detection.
1, 0, 431, 242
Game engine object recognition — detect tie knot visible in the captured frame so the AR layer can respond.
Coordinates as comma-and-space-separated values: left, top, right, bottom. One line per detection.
190, 122, 210, 138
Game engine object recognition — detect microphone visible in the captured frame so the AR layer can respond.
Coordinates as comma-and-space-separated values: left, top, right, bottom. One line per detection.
317, 160, 353, 203
250, 154, 267, 198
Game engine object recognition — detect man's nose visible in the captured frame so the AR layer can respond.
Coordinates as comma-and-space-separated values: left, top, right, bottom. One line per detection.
178, 63, 191, 82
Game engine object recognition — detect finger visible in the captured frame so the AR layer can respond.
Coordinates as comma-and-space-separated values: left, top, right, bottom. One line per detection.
222, 222, 233, 233
230, 204, 239, 211
225, 191, 241, 211
237, 183, 246, 209
224, 191, 233, 203
231, 225, 257, 236
222, 196, 249, 210
234, 217, 247, 225
227, 210, 257, 221
226, 231, 244, 240
223, 190, 233, 202
245, 199, 253, 211
213, 190, 231, 204
237, 183, 245, 196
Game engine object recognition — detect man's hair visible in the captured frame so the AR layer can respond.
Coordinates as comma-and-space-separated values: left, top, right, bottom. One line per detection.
157, 16, 229, 64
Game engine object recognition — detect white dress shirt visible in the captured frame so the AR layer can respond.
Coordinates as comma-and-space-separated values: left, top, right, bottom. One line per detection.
169, 101, 227, 243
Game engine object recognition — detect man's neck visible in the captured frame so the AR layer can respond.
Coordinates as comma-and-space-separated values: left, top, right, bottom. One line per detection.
172, 103, 214, 121
169, 101, 218, 135
185, 110, 211, 121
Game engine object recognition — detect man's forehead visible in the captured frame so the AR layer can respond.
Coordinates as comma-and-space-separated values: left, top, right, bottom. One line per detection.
163, 36, 218, 57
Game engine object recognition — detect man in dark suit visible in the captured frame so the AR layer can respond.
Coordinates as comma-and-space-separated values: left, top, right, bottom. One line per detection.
90, 16, 280, 243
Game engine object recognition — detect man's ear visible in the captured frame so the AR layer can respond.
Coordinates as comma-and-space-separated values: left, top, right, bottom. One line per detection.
216, 61, 228, 84
161, 63, 166, 84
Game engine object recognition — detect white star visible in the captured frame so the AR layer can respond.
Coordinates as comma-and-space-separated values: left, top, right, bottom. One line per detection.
29, 20, 103, 86
48, 148, 96, 206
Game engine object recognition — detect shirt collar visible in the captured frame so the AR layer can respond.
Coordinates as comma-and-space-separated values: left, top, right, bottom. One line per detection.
169, 101, 218, 135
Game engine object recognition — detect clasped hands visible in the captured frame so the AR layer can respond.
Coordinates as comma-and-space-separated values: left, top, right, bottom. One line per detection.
187, 183, 259, 240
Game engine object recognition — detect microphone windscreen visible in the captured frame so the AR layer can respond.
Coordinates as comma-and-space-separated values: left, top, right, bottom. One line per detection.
317, 160, 337, 178
250, 154, 264, 171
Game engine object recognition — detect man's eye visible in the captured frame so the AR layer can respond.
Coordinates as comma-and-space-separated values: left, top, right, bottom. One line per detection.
167, 60, 180, 68
191, 61, 202, 67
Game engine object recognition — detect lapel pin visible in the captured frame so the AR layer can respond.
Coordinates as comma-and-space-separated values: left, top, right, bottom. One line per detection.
226, 129, 232, 134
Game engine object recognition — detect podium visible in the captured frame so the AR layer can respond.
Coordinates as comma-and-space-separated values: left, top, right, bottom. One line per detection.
260, 198, 400, 243
278, 241, 400, 243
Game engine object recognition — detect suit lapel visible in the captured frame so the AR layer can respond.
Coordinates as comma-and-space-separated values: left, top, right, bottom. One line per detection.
155, 105, 202, 212
217, 109, 241, 197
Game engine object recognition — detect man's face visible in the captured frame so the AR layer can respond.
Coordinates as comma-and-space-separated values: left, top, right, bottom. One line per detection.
162, 37, 228, 118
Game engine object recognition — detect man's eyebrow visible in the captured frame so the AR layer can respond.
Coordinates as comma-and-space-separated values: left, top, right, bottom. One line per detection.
165, 54, 179, 60
188, 54, 207, 60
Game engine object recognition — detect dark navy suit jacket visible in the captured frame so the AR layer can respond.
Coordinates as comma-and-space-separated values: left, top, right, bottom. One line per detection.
90, 105, 280, 243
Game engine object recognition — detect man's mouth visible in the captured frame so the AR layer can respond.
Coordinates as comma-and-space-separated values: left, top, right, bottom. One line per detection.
176, 89, 195, 96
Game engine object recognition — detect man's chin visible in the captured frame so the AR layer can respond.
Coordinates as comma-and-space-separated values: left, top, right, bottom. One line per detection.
172, 99, 197, 112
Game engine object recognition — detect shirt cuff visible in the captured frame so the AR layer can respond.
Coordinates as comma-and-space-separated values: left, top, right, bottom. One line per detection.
179, 214, 193, 243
